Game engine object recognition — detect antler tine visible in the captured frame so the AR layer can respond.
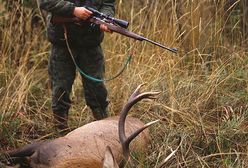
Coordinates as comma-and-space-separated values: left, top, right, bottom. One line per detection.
129, 83, 160, 105
129, 83, 146, 100
122, 119, 160, 159
133, 91, 160, 103
119, 84, 160, 161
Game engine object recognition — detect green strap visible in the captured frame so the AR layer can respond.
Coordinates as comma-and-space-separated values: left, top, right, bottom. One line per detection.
75, 55, 132, 82
64, 25, 131, 82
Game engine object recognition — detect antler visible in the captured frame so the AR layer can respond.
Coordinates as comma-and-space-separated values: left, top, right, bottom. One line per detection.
118, 84, 160, 160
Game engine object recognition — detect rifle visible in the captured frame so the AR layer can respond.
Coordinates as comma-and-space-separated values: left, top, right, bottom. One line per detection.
52, 7, 178, 53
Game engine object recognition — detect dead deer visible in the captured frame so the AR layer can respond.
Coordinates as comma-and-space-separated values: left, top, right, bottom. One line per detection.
5, 84, 160, 168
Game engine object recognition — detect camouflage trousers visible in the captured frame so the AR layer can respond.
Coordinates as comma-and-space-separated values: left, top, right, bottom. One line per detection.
48, 44, 108, 120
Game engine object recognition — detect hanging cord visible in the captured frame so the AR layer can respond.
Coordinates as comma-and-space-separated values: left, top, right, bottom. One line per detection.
63, 25, 132, 82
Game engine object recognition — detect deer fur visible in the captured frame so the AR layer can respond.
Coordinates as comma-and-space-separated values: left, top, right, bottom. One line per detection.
6, 84, 159, 168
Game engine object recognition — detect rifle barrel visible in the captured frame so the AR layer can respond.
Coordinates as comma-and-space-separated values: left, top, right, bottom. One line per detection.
142, 38, 178, 53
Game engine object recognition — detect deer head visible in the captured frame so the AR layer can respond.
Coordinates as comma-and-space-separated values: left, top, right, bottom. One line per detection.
103, 84, 160, 167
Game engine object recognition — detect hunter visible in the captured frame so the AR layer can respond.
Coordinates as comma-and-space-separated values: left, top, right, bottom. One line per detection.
39, 0, 115, 130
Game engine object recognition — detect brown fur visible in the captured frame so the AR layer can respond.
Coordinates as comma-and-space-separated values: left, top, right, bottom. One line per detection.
9, 116, 149, 168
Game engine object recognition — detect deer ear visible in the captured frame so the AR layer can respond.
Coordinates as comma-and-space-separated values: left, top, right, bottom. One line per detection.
103, 146, 119, 168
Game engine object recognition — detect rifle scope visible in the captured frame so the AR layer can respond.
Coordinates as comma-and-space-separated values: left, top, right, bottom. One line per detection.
86, 7, 129, 28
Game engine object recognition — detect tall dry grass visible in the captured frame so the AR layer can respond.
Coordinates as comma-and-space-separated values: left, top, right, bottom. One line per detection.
1, 0, 248, 167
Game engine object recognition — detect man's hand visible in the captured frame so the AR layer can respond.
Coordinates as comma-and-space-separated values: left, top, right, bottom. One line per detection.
73, 7, 112, 33
100, 24, 112, 33
73, 7, 92, 20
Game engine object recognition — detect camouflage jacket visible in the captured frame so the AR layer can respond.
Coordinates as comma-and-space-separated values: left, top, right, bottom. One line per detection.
39, 0, 115, 47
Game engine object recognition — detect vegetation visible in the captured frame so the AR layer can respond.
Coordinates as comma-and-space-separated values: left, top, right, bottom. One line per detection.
1, 0, 248, 167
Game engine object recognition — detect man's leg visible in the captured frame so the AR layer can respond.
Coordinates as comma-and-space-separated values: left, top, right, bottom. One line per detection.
48, 44, 76, 130
83, 81, 109, 120
78, 46, 109, 120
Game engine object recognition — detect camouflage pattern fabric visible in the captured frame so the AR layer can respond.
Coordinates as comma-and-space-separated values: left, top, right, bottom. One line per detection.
49, 44, 109, 120
38, 0, 115, 120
